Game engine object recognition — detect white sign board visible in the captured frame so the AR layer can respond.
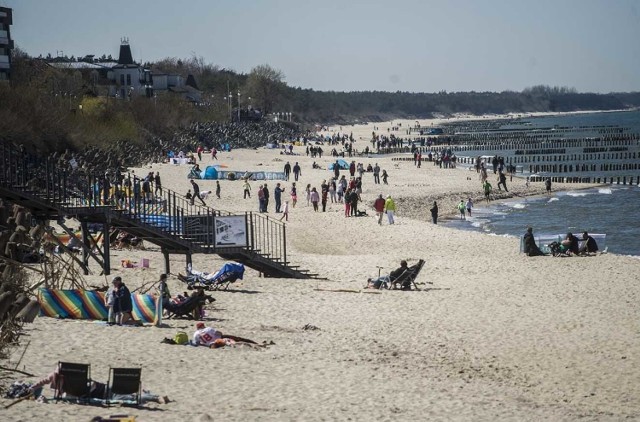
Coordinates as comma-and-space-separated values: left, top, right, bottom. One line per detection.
214, 215, 247, 247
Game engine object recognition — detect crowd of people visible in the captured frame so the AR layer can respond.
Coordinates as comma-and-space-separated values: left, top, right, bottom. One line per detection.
235, 158, 400, 224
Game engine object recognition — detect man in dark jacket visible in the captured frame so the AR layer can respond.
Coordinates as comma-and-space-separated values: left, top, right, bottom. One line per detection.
523, 227, 545, 256
283, 162, 291, 181
263, 184, 270, 212
292, 163, 301, 181
112, 276, 133, 325
190, 179, 206, 206
274, 183, 285, 213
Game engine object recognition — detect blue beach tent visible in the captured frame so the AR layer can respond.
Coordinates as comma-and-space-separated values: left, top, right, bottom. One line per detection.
328, 159, 350, 170
203, 166, 219, 180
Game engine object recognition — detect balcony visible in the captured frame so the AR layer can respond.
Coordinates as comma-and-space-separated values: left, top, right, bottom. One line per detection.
0, 54, 8, 69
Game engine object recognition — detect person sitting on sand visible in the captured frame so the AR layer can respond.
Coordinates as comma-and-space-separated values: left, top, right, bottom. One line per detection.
192, 322, 260, 348
560, 232, 580, 255
579, 231, 599, 254
523, 227, 545, 256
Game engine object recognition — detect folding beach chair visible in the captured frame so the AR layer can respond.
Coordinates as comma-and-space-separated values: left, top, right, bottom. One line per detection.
55, 361, 91, 402
388, 259, 426, 291
164, 294, 214, 320
106, 367, 142, 406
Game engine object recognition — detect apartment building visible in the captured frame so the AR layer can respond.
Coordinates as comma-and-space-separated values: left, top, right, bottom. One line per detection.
0, 6, 13, 81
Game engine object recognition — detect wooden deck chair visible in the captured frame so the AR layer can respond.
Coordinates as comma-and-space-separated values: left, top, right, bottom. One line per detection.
106, 367, 142, 406
55, 361, 91, 402
388, 259, 426, 291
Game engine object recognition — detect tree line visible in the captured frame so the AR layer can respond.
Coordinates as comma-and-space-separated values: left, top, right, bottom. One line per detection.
2, 49, 640, 155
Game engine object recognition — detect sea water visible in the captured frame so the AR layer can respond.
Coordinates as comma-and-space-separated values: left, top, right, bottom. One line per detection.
443, 111, 640, 257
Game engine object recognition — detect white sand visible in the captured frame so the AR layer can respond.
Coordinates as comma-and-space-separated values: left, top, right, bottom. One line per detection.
3, 123, 640, 421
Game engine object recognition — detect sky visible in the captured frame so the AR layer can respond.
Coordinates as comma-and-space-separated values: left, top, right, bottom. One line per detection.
4, 0, 640, 93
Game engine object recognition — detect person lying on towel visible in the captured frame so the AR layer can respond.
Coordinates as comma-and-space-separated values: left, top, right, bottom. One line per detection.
192, 322, 263, 348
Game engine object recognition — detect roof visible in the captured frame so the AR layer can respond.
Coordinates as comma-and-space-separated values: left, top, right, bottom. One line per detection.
118, 43, 134, 65
47, 62, 113, 70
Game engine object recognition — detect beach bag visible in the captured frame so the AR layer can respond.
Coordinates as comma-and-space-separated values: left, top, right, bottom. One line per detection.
173, 331, 189, 345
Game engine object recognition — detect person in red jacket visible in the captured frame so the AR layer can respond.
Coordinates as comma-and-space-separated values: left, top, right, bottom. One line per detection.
373, 194, 385, 225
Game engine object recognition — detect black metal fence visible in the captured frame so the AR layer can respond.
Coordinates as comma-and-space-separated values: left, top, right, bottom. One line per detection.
1, 142, 289, 264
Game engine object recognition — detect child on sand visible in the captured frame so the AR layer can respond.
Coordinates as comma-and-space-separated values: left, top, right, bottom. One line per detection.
280, 201, 290, 222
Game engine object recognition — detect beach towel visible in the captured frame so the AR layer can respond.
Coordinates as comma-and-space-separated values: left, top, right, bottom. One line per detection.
38, 289, 157, 323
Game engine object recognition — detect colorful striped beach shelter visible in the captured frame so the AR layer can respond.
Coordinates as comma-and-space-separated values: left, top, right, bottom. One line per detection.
38, 289, 157, 323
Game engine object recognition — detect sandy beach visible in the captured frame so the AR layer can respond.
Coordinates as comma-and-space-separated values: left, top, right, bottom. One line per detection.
3, 120, 640, 421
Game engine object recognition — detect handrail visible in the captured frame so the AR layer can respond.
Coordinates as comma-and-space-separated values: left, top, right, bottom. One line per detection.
1, 142, 289, 267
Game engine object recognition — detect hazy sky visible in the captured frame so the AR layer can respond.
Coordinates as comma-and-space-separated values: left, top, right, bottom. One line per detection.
4, 0, 640, 93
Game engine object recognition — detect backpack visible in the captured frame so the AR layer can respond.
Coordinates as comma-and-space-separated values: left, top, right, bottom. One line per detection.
173, 331, 189, 345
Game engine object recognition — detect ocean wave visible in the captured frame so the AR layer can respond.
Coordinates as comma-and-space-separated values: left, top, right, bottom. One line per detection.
487, 232, 518, 239
471, 220, 488, 228
566, 191, 590, 197
598, 188, 612, 194
547, 197, 559, 203
508, 203, 526, 209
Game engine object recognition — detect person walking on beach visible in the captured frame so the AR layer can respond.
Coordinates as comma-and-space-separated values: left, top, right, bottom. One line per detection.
190, 179, 206, 206
373, 163, 380, 184
211, 147, 218, 160
142, 177, 151, 202
321, 182, 329, 212
154, 172, 162, 196
284, 162, 291, 181
243, 179, 251, 199
333, 160, 340, 179
305, 183, 311, 206
290, 182, 298, 207
373, 194, 385, 225
293, 162, 301, 181
430, 201, 438, 224
384, 195, 396, 224
480, 164, 488, 183
215, 181, 221, 199
310, 187, 320, 211
545, 178, 552, 195
457, 200, 466, 220
382, 170, 389, 185
466, 198, 473, 217
280, 201, 290, 222
483, 180, 493, 202
497, 171, 509, 192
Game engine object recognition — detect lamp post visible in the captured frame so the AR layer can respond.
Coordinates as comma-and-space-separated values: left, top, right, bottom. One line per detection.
237, 91, 241, 121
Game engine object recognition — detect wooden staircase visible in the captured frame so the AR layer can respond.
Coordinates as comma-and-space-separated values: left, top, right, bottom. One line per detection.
0, 144, 317, 279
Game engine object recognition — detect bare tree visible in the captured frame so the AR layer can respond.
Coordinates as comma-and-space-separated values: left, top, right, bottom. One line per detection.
244, 64, 285, 114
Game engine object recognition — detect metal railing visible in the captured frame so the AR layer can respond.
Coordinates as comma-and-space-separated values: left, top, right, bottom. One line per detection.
247, 211, 287, 264
1, 142, 290, 266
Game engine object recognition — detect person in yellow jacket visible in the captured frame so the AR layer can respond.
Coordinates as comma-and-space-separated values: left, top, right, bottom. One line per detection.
384, 195, 396, 225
